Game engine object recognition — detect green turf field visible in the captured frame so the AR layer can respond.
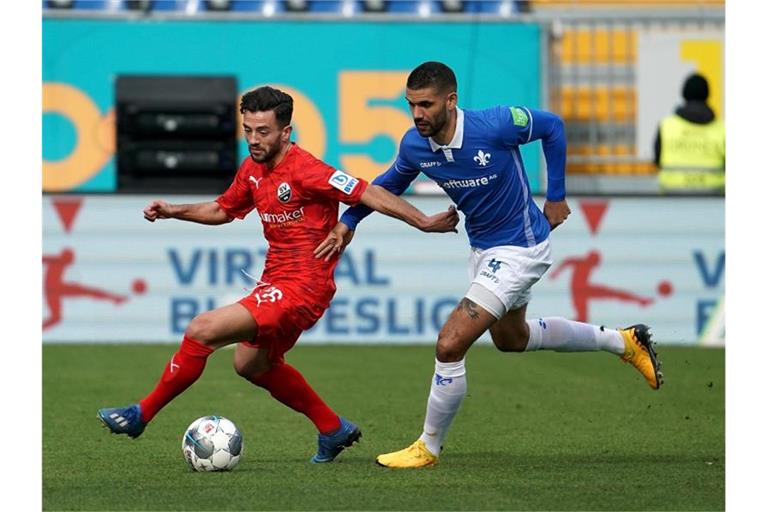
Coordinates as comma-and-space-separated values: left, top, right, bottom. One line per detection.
43, 344, 724, 511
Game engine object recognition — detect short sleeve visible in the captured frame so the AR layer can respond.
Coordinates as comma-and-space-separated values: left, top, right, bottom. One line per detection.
496, 105, 534, 148
300, 161, 369, 206
215, 160, 256, 219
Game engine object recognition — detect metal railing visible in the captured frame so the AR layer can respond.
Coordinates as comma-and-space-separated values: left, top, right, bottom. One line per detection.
540, 7, 723, 187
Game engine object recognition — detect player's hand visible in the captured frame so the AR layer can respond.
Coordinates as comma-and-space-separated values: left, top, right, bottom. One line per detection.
143, 200, 174, 222
544, 199, 571, 230
420, 205, 460, 233
314, 222, 355, 262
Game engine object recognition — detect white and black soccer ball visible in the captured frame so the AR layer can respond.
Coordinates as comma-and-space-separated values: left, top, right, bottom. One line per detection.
181, 416, 243, 472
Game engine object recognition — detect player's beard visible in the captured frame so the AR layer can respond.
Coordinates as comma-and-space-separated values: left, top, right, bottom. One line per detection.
249, 143, 282, 164
415, 108, 448, 138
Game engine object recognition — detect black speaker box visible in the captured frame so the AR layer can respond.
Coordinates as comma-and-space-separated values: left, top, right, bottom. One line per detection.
116, 75, 238, 193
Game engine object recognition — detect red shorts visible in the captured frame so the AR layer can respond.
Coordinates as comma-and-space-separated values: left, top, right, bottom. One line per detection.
237, 284, 328, 363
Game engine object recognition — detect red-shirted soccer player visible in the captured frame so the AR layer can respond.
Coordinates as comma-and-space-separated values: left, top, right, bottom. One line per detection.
98, 86, 459, 463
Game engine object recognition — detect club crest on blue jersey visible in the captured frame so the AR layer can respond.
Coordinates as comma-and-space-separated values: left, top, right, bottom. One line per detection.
473, 150, 491, 167
277, 182, 291, 203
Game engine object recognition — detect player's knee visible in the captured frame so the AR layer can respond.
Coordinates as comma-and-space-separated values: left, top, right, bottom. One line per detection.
493, 337, 527, 352
233, 356, 271, 380
436, 332, 467, 362
491, 325, 529, 352
185, 313, 217, 346
232, 357, 249, 378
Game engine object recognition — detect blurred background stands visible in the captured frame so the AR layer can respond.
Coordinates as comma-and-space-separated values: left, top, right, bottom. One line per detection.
44, 1, 532, 16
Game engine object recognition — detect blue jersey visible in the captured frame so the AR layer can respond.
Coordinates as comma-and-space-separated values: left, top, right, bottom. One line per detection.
340, 106, 566, 250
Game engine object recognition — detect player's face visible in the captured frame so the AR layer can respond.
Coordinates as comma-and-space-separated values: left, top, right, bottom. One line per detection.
405, 87, 457, 138
242, 110, 292, 164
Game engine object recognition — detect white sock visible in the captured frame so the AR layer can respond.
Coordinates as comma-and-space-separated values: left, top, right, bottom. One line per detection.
525, 317, 625, 354
419, 358, 467, 456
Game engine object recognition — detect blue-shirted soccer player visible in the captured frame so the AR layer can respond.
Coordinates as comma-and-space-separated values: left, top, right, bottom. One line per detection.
314, 61, 663, 469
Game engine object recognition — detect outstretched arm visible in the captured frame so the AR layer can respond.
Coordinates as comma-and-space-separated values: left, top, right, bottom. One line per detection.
359, 185, 458, 233
339, 162, 419, 231
143, 200, 232, 225
314, 188, 458, 261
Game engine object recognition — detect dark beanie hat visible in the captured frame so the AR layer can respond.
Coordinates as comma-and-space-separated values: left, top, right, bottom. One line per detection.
682, 73, 709, 101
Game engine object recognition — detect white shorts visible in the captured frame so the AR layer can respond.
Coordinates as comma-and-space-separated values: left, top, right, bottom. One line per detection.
465, 239, 553, 318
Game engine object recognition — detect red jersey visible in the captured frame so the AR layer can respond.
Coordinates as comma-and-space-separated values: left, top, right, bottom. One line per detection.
216, 144, 368, 328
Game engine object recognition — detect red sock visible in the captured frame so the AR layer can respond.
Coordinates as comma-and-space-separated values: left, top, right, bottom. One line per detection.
139, 336, 214, 423
249, 363, 341, 434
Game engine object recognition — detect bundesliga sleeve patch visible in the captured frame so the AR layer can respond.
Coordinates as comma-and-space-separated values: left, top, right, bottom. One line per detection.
328, 169, 360, 195
510, 107, 529, 127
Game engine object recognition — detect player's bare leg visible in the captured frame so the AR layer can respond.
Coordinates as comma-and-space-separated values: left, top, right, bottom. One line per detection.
488, 304, 530, 352
234, 343, 362, 463
184, 302, 259, 349
98, 303, 257, 438
233, 343, 273, 379
490, 306, 663, 389
377, 298, 496, 468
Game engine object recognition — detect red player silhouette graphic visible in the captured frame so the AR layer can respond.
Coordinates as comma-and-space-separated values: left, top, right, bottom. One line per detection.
549, 250, 654, 322
43, 248, 129, 330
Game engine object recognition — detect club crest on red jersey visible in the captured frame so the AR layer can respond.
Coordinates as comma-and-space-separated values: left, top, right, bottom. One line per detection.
277, 182, 292, 203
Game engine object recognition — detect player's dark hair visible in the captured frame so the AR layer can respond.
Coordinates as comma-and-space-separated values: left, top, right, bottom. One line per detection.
240, 86, 293, 127
407, 61, 457, 94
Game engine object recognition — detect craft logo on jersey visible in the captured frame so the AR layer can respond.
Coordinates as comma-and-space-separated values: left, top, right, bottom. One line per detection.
420, 161, 442, 169
328, 169, 359, 195
474, 150, 491, 167
277, 182, 291, 203
479, 257, 502, 283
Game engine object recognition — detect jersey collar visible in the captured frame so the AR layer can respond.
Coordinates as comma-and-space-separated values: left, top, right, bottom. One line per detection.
428, 107, 464, 152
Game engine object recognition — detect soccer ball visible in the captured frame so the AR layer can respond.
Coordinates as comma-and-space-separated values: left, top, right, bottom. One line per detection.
181, 416, 243, 472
